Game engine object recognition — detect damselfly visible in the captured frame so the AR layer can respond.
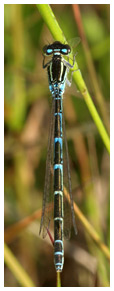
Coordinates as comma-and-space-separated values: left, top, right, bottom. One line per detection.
39, 40, 78, 272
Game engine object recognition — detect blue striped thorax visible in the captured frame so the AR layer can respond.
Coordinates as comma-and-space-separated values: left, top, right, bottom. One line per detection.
43, 41, 71, 95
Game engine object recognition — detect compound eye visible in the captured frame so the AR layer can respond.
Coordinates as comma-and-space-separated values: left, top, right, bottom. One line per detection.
61, 48, 68, 54
46, 48, 53, 55
43, 45, 53, 55
43, 45, 48, 54
65, 45, 71, 54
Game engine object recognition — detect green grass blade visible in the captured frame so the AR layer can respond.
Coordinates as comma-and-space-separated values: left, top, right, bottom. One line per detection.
4, 243, 35, 287
56, 272, 61, 287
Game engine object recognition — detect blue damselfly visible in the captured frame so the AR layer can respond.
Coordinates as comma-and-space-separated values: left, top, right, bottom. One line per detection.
39, 40, 78, 272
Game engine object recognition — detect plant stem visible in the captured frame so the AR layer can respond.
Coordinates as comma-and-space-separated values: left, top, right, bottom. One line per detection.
72, 4, 110, 133
4, 243, 35, 287
56, 271, 61, 287
64, 186, 110, 261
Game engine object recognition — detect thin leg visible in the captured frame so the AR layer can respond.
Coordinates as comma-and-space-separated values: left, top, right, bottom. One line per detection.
43, 55, 52, 69
62, 52, 78, 69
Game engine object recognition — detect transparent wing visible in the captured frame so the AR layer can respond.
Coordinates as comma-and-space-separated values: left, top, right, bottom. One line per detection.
63, 110, 77, 240
69, 37, 81, 48
65, 37, 81, 53
39, 98, 55, 238
65, 37, 81, 84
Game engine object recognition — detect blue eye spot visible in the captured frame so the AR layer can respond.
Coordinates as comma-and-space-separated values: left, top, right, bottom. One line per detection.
61, 48, 67, 53
47, 49, 53, 54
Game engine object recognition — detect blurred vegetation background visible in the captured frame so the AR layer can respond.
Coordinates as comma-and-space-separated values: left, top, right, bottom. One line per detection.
4, 4, 110, 287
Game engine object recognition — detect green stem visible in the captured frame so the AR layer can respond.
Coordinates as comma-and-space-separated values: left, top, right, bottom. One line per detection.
72, 4, 110, 133
37, 4, 110, 154
4, 243, 35, 287
56, 271, 61, 287
37, 4, 66, 43
73, 71, 110, 154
